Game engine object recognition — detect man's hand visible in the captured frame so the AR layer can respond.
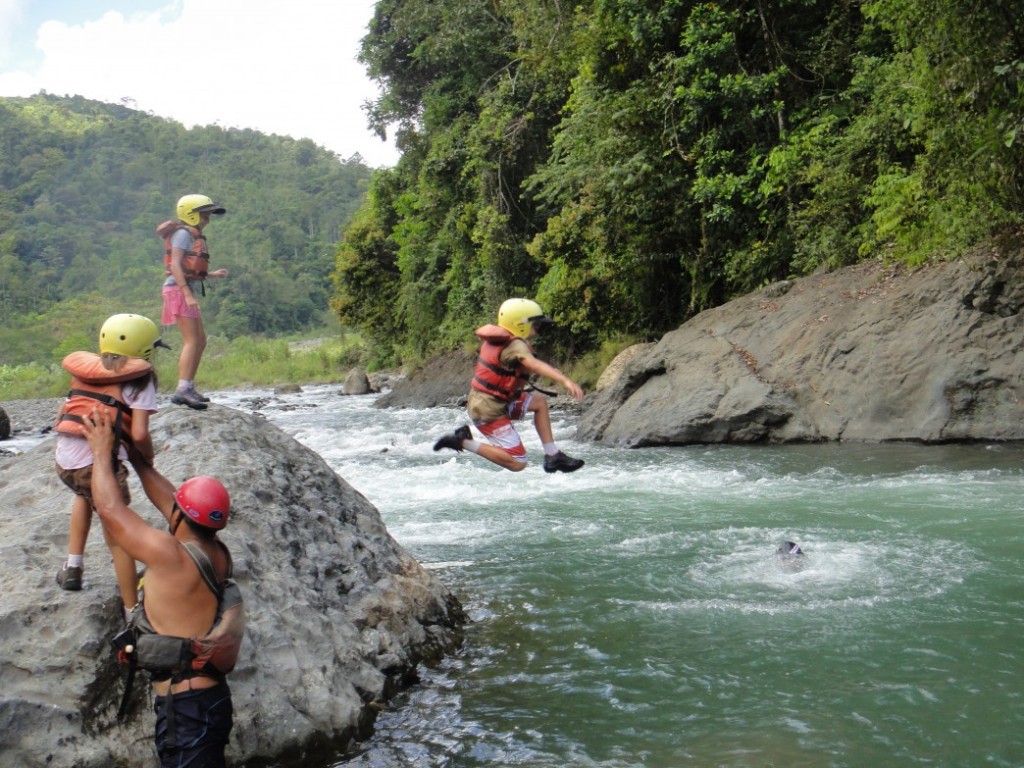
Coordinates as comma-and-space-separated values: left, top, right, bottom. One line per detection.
82, 406, 117, 458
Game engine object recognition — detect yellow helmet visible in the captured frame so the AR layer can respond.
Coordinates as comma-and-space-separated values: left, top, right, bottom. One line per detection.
176, 194, 226, 226
99, 314, 169, 361
497, 298, 552, 339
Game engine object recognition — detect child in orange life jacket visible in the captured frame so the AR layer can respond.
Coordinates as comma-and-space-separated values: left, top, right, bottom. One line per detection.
54, 314, 169, 611
160, 193, 229, 410
433, 298, 586, 473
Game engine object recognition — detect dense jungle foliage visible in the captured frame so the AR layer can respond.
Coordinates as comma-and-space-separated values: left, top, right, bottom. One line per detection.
0, 93, 372, 368
332, 0, 1024, 364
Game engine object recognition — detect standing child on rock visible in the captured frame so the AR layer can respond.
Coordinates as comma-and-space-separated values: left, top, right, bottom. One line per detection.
433, 298, 586, 473
54, 314, 168, 613
159, 193, 229, 410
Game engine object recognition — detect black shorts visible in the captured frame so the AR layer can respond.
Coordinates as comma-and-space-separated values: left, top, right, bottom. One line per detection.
154, 680, 233, 768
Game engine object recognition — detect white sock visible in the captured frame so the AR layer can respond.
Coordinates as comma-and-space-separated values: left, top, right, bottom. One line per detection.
177, 379, 192, 391
66, 554, 84, 568
542, 442, 559, 456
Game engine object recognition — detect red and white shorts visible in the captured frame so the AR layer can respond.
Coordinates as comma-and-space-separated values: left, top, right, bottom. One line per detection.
473, 392, 532, 463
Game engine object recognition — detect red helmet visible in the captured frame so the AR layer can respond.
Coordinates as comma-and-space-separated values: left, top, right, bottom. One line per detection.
174, 476, 230, 529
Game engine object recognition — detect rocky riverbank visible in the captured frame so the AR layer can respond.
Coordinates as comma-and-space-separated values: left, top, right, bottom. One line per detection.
0, 397, 62, 438
579, 240, 1024, 445
0, 404, 465, 767
4, 238, 1023, 456
366, 239, 1024, 446
2, 238, 1021, 765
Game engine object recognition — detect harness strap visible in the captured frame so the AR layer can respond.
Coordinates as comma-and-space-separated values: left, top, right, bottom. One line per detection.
60, 389, 132, 469
472, 375, 516, 400
476, 357, 518, 378
66, 388, 130, 408
163, 689, 177, 755
181, 542, 229, 599
526, 381, 558, 398
158, 542, 231, 754
117, 663, 136, 720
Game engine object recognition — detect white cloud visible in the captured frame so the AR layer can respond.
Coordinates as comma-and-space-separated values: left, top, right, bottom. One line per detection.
0, 0, 27, 68
0, 0, 399, 167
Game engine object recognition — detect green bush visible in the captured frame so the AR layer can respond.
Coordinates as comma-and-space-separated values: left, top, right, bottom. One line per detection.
566, 335, 642, 391
0, 362, 67, 399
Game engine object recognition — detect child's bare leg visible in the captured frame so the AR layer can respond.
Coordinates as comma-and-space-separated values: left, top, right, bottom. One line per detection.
528, 395, 555, 444
527, 394, 585, 473
476, 443, 528, 471
102, 524, 139, 610
67, 494, 92, 558
57, 495, 92, 589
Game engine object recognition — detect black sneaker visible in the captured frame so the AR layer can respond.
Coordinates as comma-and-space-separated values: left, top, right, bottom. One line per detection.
543, 451, 585, 473
433, 425, 471, 452
189, 388, 211, 403
172, 389, 209, 410
56, 564, 83, 591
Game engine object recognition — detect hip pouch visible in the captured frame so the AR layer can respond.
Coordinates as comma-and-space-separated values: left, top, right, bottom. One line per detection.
135, 634, 194, 674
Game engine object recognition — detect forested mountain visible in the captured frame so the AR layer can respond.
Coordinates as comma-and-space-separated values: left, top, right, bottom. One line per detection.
0, 93, 372, 366
333, 0, 1024, 363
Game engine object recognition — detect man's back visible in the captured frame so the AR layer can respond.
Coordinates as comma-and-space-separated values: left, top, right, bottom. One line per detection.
142, 537, 228, 637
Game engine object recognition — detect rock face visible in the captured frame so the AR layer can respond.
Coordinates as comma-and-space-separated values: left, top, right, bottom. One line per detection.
375, 350, 476, 409
0, 405, 464, 767
579, 244, 1024, 445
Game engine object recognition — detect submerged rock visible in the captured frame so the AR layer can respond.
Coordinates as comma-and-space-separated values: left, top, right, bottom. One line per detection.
0, 404, 464, 767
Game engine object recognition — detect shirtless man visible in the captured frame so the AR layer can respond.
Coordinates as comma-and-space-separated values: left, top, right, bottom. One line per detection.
83, 406, 241, 767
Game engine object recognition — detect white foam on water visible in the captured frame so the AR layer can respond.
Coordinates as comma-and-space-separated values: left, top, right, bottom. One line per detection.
186, 388, 1024, 768
601, 526, 983, 618
422, 560, 474, 571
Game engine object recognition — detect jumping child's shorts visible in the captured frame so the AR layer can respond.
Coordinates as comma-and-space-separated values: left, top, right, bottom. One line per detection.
473, 391, 533, 463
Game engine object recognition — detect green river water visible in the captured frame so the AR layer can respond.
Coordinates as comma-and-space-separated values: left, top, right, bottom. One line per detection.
234, 388, 1024, 768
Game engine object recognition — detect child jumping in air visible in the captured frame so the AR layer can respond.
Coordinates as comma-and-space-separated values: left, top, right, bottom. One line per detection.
433, 298, 585, 473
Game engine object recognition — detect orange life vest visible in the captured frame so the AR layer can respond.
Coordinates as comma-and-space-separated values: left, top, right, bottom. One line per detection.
470, 324, 532, 402
157, 220, 210, 280
55, 351, 152, 446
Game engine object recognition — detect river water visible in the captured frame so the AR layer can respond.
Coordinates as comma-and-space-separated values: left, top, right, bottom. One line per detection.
221, 386, 1024, 768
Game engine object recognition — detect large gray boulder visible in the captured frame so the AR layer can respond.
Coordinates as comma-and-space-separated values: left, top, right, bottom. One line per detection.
375, 350, 475, 409
580, 244, 1024, 445
0, 405, 464, 767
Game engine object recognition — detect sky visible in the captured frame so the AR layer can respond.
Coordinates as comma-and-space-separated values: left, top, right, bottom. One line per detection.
0, 0, 400, 168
